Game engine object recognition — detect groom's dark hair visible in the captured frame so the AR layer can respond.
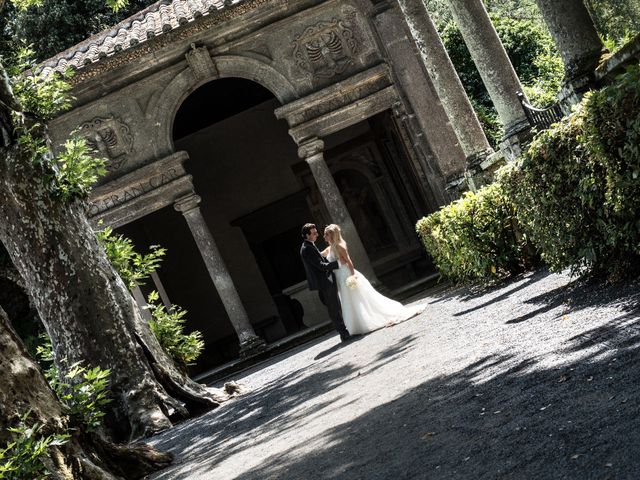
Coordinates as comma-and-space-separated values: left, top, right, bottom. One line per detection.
301, 223, 317, 239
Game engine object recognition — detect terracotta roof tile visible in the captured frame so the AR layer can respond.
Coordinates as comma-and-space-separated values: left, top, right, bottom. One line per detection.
39, 0, 231, 76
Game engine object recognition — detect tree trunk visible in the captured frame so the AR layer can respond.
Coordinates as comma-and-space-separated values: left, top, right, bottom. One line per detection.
0, 305, 173, 479
0, 142, 229, 441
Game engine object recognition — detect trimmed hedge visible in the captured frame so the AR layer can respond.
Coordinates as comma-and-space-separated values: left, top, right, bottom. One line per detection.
416, 182, 532, 283
417, 65, 640, 283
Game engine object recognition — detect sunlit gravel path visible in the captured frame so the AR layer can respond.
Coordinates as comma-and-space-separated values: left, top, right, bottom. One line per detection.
149, 269, 640, 480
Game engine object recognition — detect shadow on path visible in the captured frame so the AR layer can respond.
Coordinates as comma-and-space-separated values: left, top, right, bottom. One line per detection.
238, 327, 640, 480
150, 272, 640, 480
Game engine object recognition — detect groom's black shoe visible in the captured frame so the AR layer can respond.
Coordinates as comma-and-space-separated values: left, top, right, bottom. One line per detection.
340, 333, 354, 343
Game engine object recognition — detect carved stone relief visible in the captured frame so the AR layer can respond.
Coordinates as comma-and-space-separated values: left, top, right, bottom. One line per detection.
78, 116, 134, 171
292, 13, 359, 79
185, 43, 217, 80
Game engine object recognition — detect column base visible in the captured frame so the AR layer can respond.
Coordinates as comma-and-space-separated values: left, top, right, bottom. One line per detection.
500, 125, 533, 163
558, 72, 597, 114
238, 335, 267, 359
445, 149, 503, 195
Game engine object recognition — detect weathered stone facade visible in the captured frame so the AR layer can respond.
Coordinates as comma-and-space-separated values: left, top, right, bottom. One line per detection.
45, 0, 468, 370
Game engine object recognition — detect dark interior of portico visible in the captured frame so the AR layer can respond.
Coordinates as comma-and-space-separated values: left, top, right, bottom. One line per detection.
117, 78, 437, 374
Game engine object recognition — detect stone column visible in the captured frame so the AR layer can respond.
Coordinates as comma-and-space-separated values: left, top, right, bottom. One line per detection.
444, 0, 529, 140
298, 138, 379, 285
174, 194, 266, 358
397, 0, 493, 167
534, 0, 605, 105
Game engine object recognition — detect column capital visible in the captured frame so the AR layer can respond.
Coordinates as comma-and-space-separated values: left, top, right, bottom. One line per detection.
297, 138, 324, 160
174, 194, 201, 214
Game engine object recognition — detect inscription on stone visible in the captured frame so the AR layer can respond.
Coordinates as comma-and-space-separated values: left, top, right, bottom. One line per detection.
79, 116, 134, 171
292, 15, 358, 78
89, 168, 180, 217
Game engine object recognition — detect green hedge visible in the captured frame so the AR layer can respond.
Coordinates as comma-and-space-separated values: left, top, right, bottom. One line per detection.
417, 65, 640, 283
504, 65, 640, 278
416, 182, 532, 283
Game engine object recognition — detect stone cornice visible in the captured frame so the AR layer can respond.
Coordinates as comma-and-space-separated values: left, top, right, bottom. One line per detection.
64, 0, 271, 86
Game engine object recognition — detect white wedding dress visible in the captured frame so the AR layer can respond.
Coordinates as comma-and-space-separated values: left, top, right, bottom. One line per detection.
328, 248, 423, 335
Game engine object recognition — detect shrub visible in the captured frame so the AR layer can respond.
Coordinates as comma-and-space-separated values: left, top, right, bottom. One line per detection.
37, 337, 111, 432
146, 291, 204, 372
97, 230, 205, 369
503, 65, 640, 279
96, 226, 166, 289
0, 413, 69, 480
416, 181, 532, 283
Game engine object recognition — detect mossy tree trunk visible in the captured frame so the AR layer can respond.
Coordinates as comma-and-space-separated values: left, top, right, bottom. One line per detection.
0, 142, 228, 441
0, 305, 173, 479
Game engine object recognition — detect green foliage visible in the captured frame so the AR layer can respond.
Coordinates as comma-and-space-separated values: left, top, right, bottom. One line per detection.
146, 291, 204, 371
503, 65, 640, 279
585, 0, 640, 49
96, 230, 204, 369
9, 0, 152, 61
0, 413, 69, 480
37, 336, 112, 432
603, 31, 639, 55
10, 0, 44, 11
54, 137, 107, 201
416, 181, 531, 283
8, 50, 106, 202
9, 48, 72, 119
522, 51, 564, 108
470, 98, 503, 148
96, 227, 166, 289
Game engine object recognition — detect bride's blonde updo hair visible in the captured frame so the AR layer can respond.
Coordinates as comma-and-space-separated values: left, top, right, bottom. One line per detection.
324, 224, 347, 248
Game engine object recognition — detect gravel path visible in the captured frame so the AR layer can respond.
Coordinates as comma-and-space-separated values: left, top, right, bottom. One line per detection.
149, 269, 640, 479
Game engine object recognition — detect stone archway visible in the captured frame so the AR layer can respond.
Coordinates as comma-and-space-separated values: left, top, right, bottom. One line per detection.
148, 54, 299, 156
123, 73, 322, 370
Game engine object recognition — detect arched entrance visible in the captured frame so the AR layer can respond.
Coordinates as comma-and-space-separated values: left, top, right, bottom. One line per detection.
119, 78, 315, 373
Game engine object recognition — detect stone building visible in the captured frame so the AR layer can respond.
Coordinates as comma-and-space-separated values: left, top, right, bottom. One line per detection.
41, 0, 488, 371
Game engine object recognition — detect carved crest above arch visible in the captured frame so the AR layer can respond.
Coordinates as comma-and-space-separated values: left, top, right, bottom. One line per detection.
78, 116, 134, 171
185, 43, 218, 80
292, 14, 359, 79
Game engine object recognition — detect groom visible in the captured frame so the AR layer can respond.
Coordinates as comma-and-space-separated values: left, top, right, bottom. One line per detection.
300, 223, 352, 342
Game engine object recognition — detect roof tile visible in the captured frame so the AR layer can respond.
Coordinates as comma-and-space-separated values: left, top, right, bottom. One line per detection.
40, 0, 231, 75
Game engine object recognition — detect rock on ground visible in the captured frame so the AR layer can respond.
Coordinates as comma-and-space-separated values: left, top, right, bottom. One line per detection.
149, 269, 640, 480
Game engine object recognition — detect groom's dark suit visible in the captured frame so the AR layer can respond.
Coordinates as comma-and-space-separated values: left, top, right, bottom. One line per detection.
300, 240, 350, 340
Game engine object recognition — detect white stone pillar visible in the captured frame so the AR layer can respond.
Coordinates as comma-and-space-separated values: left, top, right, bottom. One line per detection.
174, 194, 266, 358
444, 0, 529, 138
298, 138, 379, 285
397, 0, 494, 166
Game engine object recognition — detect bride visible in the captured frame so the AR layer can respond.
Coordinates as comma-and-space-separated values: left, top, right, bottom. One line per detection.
321, 224, 423, 335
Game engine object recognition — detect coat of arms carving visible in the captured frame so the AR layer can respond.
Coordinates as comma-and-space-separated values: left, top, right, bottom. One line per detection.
78, 116, 134, 171
292, 17, 358, 79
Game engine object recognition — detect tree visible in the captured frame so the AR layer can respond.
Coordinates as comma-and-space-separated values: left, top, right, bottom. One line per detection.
585, 0, 640, 49
0, 72, 234, 439
7, 0, 156, 61
0, 304, 175, 479
0, 0, 238, 457
440, 14, 563, 145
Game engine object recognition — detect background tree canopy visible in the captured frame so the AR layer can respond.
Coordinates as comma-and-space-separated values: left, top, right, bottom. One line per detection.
425, 0, 640, 146
3, 0, 156, 61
